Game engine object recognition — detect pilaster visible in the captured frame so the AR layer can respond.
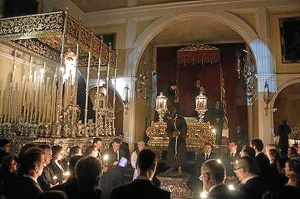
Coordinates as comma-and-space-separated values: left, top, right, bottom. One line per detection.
256, 74, 276, 145
122, 18, 138, 151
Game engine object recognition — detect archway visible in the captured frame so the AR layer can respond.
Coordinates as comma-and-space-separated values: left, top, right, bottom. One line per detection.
130, 11, 264, 136
272, 80, 300, 135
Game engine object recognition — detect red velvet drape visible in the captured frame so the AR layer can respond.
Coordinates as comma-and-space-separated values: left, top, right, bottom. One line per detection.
156, 43, 247, 137
177, 62, 220, 116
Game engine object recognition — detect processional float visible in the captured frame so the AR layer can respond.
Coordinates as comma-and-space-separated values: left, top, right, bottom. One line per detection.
0, 10, 118, 150
146, 45, 219, 153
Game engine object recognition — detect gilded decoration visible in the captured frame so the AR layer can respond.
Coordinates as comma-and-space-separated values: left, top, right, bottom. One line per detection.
9, 39, 60, 62
0, 11, 117, 68
0, 11, 118, 142
177, 44, 220, 65
157, 171, 192, 199
38, 37, 62, 52
0, 11, 64, 39
66, 16, 80, 40
146, 121, 215, 151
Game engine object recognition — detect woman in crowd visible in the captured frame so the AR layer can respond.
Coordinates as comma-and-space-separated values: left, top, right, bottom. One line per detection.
45, 145, 65, 185
130, 140, 146, 180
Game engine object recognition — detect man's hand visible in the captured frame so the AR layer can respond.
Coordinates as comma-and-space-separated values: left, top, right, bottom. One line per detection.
113, 161, 119, 166
173, 130, 180, 137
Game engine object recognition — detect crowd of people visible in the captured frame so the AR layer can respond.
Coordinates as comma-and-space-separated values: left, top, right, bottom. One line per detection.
193, 138, 300, 199
0, 134, 147, 199
0, 131, 300, 199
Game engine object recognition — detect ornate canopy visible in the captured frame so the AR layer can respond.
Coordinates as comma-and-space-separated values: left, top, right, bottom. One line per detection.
177, 44, 220, 65
0, 10, 117, 68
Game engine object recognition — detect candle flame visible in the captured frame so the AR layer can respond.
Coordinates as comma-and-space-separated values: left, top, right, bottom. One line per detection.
103, 154, 109, 161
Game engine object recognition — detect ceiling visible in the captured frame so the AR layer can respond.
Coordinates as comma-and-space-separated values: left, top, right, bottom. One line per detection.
150, 18, 243, 46
70, 1, 244, 47
70, 0, 188, 12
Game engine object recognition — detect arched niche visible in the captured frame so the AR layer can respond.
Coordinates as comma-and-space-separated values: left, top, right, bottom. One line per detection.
273, 81, 300, 133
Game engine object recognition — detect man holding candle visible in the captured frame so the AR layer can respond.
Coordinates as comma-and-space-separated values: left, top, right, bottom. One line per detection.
101, 138, 127, 199
92, 137, 103, 160
38, 144, 53, 191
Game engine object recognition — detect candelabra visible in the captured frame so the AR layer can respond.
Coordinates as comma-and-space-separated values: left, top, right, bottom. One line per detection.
195, 93, 208, 122
155, 92, 168, 123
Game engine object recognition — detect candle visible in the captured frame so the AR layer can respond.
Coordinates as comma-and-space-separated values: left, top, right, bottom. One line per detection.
63, 171, 71, 181
103, 154, 109, 161
52, 175, 58, 185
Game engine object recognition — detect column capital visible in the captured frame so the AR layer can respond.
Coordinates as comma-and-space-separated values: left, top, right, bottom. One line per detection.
256, 74, 277, 93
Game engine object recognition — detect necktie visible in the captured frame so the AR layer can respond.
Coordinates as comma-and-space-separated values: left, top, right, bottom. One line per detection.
231, 153, 234, 158
205, 154, 209, 160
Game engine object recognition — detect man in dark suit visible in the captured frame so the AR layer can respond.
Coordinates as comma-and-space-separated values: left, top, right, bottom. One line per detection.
232, 125, 248, 151
235, 156, 269, 199
193, 142, 218, 194
209, 101, 224, 145
37, 144, 53, 191
118, 132, 130, 161
110, 149, 171, 199
8, 147, 45, 199
250, 139, 271, 183
164, 80, 179, 112
101, 138, 127, 199
195, 142, 218, 176
223, 140, 240, 185
200, 159, 240, 199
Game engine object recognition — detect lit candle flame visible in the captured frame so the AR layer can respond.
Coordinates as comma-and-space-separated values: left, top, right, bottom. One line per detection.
200, 192, 208, 198
103, 154, 109, 161
228, 184, 235, 190
64, 171, 70, 176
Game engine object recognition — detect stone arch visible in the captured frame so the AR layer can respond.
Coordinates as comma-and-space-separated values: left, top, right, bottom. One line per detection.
270, 78, 300, 108
131, 10, 268, 75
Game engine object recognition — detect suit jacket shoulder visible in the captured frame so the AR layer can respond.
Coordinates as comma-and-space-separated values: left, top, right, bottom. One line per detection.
110, 179, 170, 199
8, 176, 43, 199
209, 184, 240, 199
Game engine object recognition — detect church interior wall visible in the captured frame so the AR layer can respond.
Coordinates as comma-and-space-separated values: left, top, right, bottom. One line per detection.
78, 0, 300, 146
273, 83, 300, 133
231, 11, 256, 32
136, 19, 156, 39
0, 0, 299, 148
268, 10, 300, 142
270, 11, 300, 74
